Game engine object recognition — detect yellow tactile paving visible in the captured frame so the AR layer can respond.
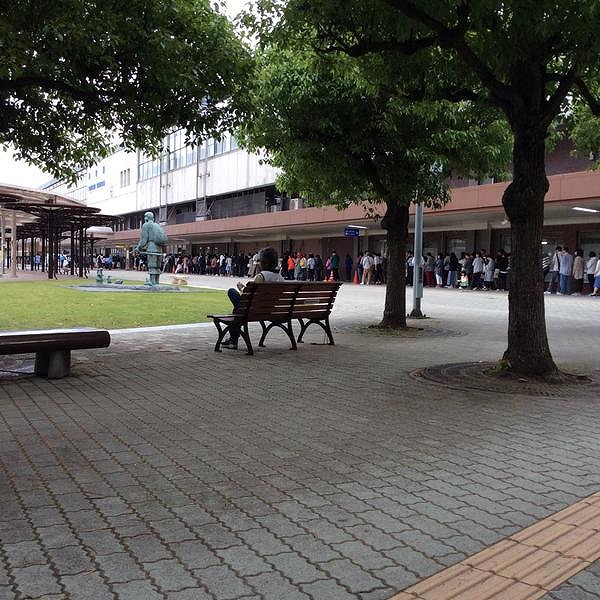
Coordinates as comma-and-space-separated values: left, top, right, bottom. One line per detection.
388, 492, 600, 600
513, 521, 600, 561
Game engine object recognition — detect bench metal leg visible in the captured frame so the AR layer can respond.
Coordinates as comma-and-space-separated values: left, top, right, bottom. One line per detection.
240, 323, 254, 355
213, 320, 230, 352
297, 317, 335, 345
285, 319, 297, 350
258, 321, 268, 347
258, 320, 297, 350
35, 350, 71, 378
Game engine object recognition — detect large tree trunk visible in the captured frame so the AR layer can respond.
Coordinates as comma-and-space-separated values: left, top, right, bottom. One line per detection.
501, 127, 559, 378
379, 201, 409, 328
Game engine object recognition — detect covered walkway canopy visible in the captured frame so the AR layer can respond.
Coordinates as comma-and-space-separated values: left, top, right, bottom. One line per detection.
0, 184, 120, 278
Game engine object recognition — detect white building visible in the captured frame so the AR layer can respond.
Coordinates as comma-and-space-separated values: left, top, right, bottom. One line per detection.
45, 146, 138, 216
45, 131, 280, 228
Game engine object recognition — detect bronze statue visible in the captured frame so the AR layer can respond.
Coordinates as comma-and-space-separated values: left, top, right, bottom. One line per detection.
134, 211, 167, 286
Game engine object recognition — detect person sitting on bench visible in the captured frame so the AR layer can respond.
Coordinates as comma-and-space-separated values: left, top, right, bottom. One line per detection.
221, 246, 284, 349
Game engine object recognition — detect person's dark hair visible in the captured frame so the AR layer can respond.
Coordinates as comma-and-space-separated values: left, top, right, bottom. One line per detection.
590, 251, 597, 257
258, 246, 278, 271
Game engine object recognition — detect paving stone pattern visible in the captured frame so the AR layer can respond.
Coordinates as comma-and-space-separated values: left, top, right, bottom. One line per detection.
1, 280, 600, 598
543, 561, 600, 600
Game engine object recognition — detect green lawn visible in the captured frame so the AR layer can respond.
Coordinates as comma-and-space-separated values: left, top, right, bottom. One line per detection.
0, 279, 230, 330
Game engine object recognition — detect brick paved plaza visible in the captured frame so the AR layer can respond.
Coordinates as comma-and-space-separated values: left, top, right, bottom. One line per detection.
1, 274, 599, 599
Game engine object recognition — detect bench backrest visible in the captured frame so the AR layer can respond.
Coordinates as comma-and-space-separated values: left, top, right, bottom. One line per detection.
236, 282, 342, 322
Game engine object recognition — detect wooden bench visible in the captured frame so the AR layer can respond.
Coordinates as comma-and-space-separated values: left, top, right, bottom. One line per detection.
0, 328, 111, 379
208, 281, 342, 355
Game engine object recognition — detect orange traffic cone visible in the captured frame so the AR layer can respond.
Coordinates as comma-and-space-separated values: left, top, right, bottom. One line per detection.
353, 271, 359, 284
329, 271, 334, 282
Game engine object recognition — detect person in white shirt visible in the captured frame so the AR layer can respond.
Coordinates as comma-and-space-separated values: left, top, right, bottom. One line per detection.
545, 245, 562, 294
361, 253, 374, 285
373, 253, 382, 284
590, 258, 600, 296
471, 252, 484, 290
586, 252, 597, 289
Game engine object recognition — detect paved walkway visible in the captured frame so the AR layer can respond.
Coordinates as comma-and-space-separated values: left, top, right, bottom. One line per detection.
1, 273, 599, 599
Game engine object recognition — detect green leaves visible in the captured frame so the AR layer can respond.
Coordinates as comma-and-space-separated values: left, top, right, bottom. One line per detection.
239, 41, 510, 216
0, 0, 251, 181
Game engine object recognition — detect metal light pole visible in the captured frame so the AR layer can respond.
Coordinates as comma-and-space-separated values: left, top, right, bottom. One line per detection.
410, 202, 425, 318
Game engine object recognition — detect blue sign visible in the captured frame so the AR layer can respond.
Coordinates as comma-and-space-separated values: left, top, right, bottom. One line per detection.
344, 227, 360, 237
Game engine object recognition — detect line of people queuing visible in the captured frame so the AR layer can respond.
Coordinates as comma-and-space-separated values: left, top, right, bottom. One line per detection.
403, 246, 600, 295
282, 251, 388, 284
151, 250, 389, 284
406, 250, 511, 290
95, 254, 125, 270
543, 246, 600, 296
282, 251, 375, 282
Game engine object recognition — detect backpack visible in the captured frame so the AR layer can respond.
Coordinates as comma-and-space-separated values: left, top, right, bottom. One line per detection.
153, 223, 168, 245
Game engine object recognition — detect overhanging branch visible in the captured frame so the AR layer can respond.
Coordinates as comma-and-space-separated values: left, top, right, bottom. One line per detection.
0, 76, 114, 104
318, 34, 438, 57
541, 64, 579, 129
383, 0, 518, 112
574, 76, 600, 117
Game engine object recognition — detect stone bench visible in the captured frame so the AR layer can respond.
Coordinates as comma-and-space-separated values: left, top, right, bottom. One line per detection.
0, 328, 111, 379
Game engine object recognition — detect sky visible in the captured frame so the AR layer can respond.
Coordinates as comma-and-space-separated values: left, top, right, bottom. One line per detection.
0, 0, 251, 189
0, 149, 51, 188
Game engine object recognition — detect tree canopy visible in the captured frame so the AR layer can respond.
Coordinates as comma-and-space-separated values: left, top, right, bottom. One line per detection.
0, 0, 250, 180
239, 44, 510, 327
241, 48, 508, 211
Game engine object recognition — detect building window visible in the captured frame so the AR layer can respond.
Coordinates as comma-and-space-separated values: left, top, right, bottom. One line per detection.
186, 146, 196, 166
136, 127, 246, 182
120, 168, 131, 188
